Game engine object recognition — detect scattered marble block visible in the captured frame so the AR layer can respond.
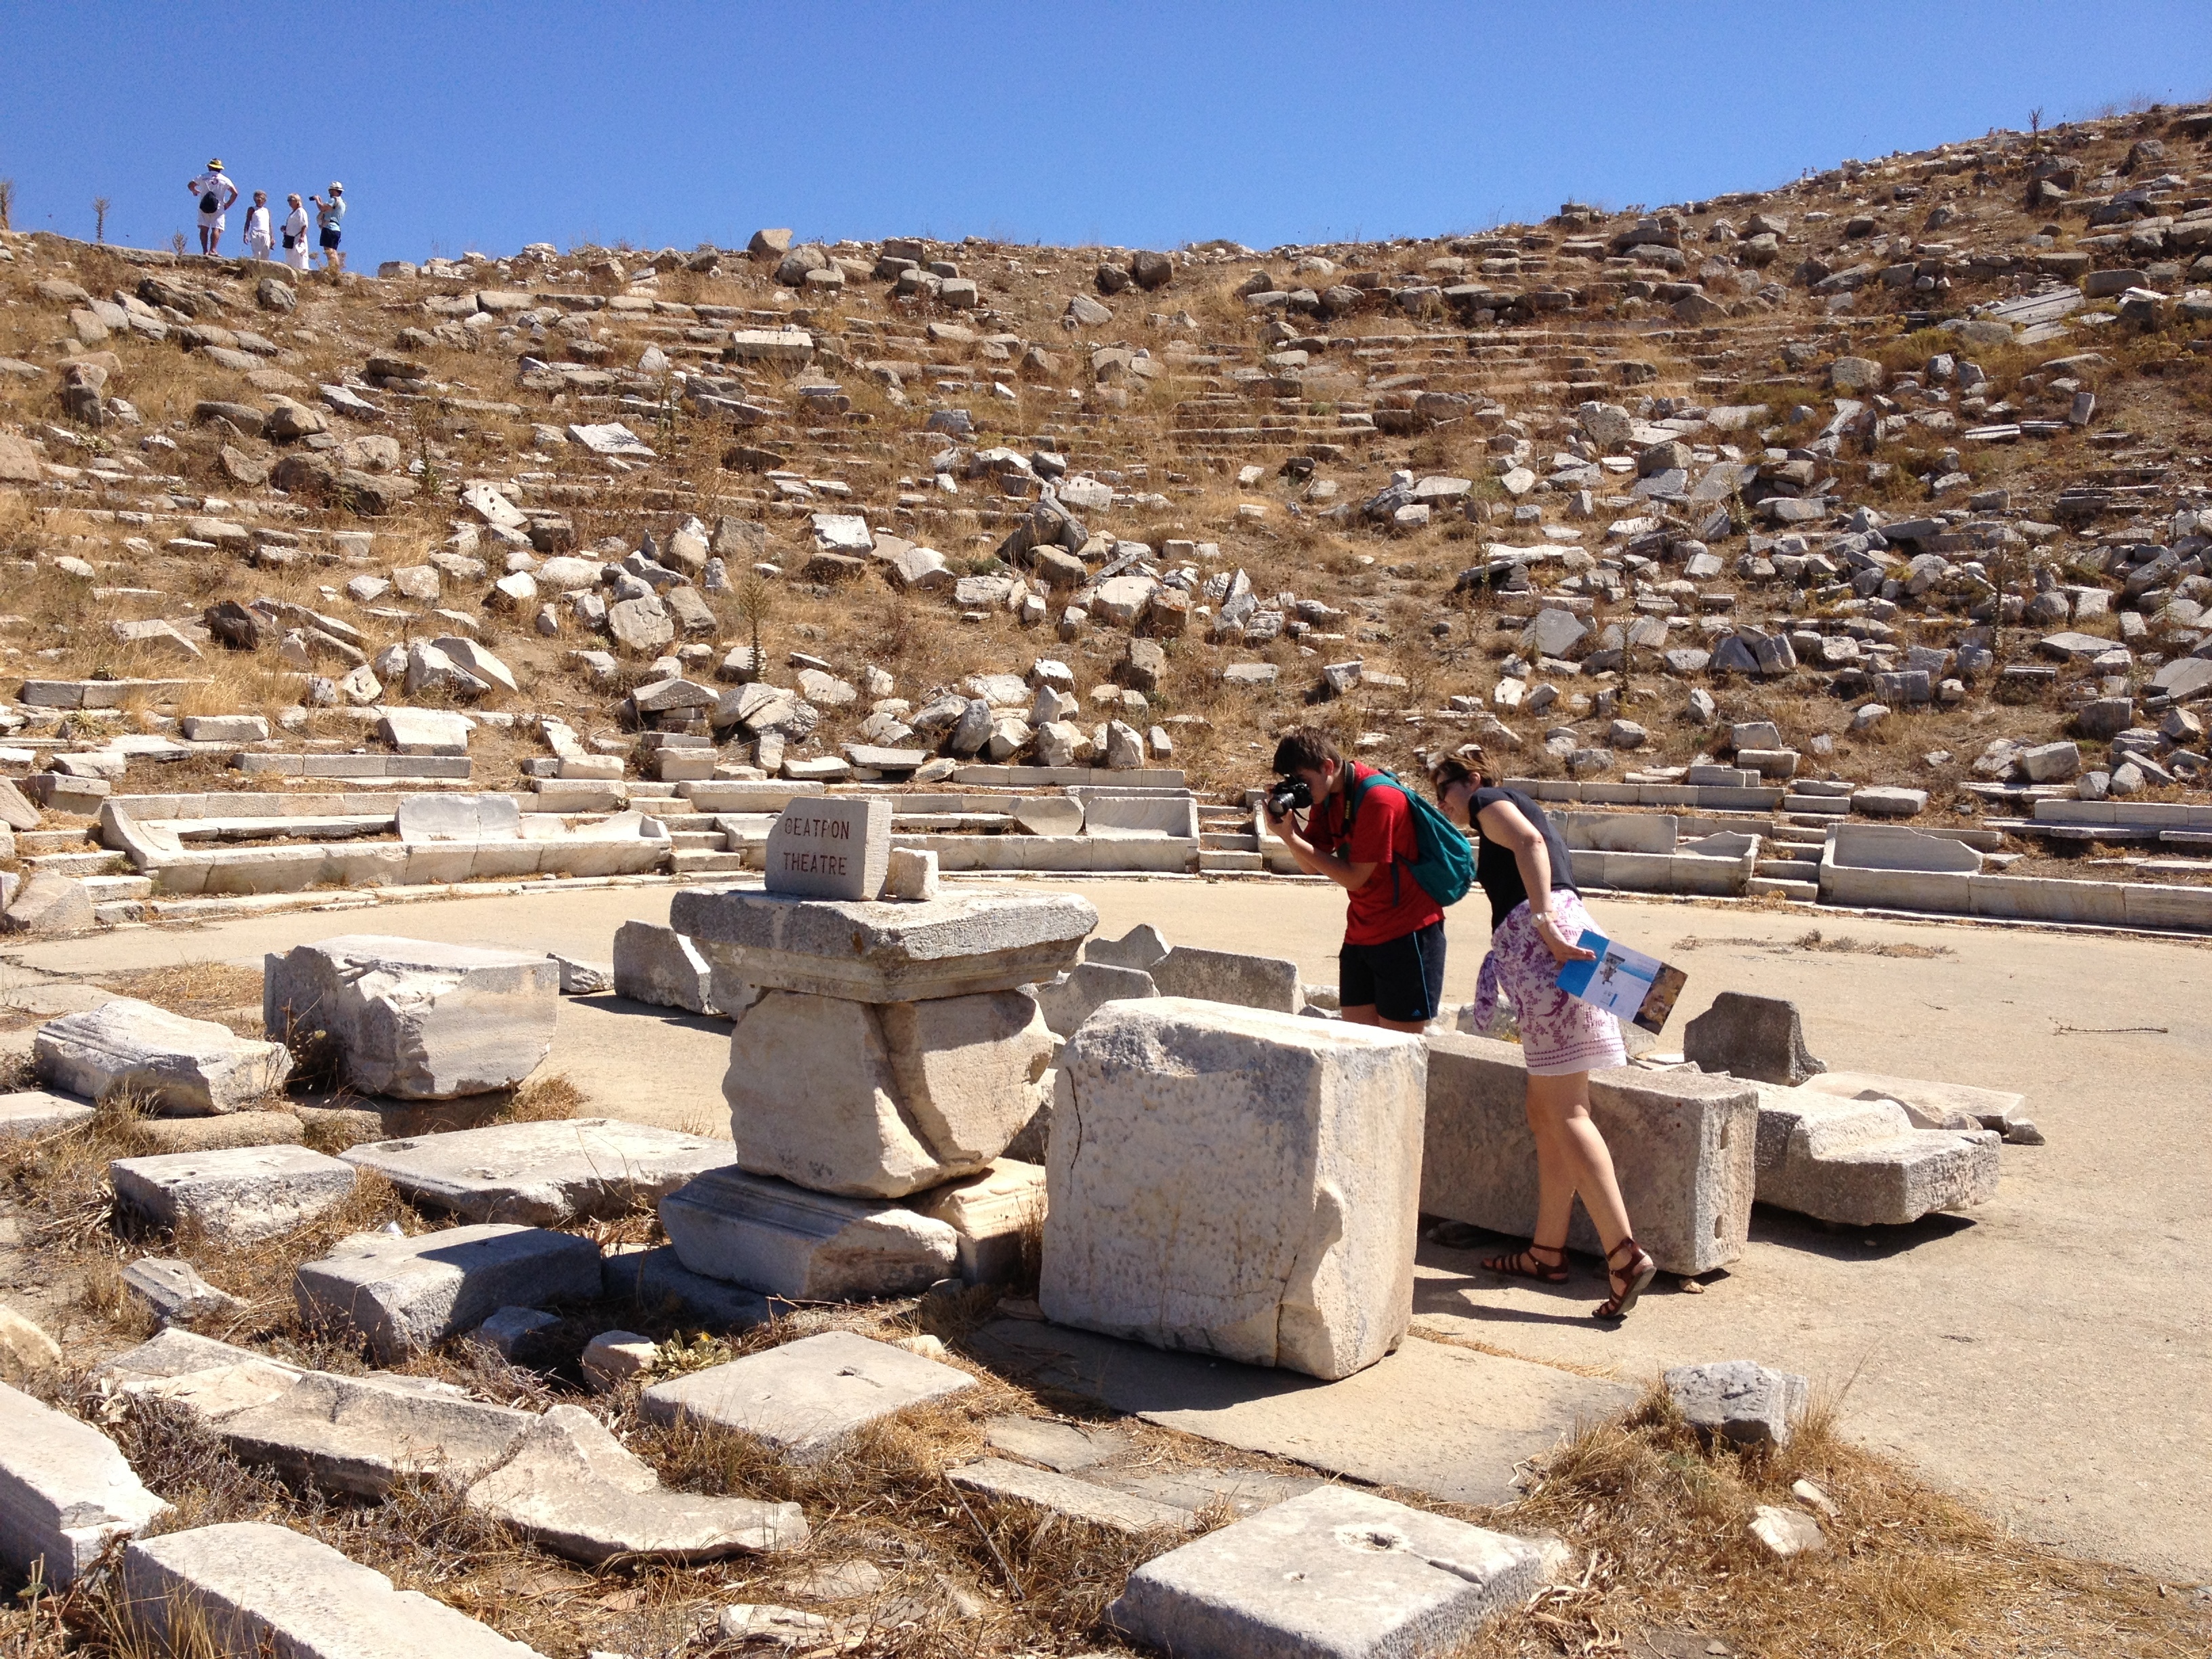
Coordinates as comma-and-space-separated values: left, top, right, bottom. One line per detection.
1086, 922, 1170, 971
470, 1305, 558, 1358
122, 1522, 548, 1658
1422, 1034, 1758, 1275
110, 1144, 358, 1245
339, 1118, 728, 1224
35, 998, 291, 1115
263, 935, 559, 1100
659, 1167, 956, 1300
1149, 945, 1302, 1013
1683, 991, 1826, 1086
1109, 1485, 1561, 1659
611, 920, 717, 1014
1751, 1086, 2000, 1225
1041, 998, 1427, 1381
581, 1330, 658, 1391
1748, 1504, 1826, 1558
294, 1223, 602, 1362
909, 1158, 1045, 1282
1664, 1360, 1810, 1450
464, 1404, 808, 1564
1035, 960, 1158, 1038
220, 1369, 533, 1497
550, 954, 611, 994
1800, 1069, 2027, 1134
0, 1089, 95, 1139
949, 1457, 1195, 1534
668, 888, 1096, 1002
0, 1380, 171, 1586
0, 1307, 59, 1372
726, 989, 1052, 1197
121, 1258, 243, 1324
95, 1329, 305, 1423
640, 1330, 975, 1462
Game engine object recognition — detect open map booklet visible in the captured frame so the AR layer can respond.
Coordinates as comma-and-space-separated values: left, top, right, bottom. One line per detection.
1554, 931, 1688, 1035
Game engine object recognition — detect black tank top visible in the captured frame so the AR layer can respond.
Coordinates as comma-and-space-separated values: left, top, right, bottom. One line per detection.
1469, 785, 1578, 930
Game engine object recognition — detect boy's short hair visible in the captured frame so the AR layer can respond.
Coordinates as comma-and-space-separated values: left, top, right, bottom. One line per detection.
1271, 726, 1341, 777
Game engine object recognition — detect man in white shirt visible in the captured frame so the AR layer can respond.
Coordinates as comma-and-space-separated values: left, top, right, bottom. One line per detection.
186, 159, 239, 256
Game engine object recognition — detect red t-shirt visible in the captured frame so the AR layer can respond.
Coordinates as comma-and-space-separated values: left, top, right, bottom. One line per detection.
1313, 764, 1446, 947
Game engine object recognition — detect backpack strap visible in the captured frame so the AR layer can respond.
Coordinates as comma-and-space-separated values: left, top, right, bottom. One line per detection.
1340, 767, 1403, 903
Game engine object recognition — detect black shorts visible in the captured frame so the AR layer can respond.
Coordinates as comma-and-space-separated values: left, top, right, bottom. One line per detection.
1339, 920, 1446, 1023
319, 226, 342, 249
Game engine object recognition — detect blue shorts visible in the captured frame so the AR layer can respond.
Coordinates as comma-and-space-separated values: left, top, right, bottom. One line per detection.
1340, 920, 1447, 1023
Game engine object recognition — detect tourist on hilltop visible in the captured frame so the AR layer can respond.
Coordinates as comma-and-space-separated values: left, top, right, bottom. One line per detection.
281, 194, 312, 274
310, 182, 346, 272
1429, 746, 1658, 1322
186, 159, 238, 256
241, 191, 274, 262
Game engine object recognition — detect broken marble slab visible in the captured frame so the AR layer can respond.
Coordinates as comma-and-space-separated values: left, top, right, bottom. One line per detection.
1798, 1068, 2026, 1133
338, 1118, 728, 1224
35, 998, 291, 1115
96, 1328, 307, 1422
947, 1456, 1196, 1534
1042, 998, 1426, 1380
294, 1223, 603, 1361
659, 1166, 957, 1300
1664, 1359, 1809, 1450
1109, 1484, 1563, 1659
110, 1143, 358, 1244
0, 1089, 95, 1139
122, 1521, 548, 1658
1751, 1085, 2000, 1226
908, 1158, 1044, 1283
263, 935, 558, 1100
220, 1368, 533, 1497
464, 1404, 808, 1565
0, 1379, 171, 1586
121, 1257, 244, 1324
668, 887, 1096, 1002
610, 920, 718, 1014
640, 1330, 975, 1462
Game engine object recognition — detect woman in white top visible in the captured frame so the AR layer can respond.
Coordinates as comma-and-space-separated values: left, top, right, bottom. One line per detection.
242, 192, 274, 262
282, 195, 312, 273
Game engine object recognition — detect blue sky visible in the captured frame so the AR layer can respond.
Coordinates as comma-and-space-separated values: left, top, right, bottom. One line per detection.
3, 2, 2207, 265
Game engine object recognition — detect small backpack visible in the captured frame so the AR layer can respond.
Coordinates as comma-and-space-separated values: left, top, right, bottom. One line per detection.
1340, 768, 1476, 907
199, 190, 220, 213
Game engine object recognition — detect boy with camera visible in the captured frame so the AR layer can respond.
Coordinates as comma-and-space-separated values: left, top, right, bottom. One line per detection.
1264, 727, 1446, 1032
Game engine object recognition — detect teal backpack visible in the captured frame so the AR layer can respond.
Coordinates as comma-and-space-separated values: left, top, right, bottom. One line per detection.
1340, 768, 1476, 907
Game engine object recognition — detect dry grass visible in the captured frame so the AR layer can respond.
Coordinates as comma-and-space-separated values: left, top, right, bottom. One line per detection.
1673, 928, 1956, 960
85, 963, 264, 1027
1452, 1384, 2212, 1658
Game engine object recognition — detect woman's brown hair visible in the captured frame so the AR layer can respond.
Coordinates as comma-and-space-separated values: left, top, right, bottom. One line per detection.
1425, 745, 1494, 796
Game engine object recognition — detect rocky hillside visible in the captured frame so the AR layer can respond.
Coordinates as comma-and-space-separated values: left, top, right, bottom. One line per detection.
1, 102, 2209, 830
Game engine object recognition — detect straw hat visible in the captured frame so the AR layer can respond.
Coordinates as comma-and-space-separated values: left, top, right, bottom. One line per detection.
207, 158, 224, 170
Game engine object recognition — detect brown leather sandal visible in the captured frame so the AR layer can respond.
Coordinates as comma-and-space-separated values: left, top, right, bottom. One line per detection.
1595, 1236, 1657, 1319
1481, 1241, 1570, 1284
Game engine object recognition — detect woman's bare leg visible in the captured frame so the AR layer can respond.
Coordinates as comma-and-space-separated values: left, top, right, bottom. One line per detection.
1525, 1069, 1634, 1254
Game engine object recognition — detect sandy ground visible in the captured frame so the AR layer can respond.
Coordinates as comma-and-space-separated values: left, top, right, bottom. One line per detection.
12, 876, 2209, 1584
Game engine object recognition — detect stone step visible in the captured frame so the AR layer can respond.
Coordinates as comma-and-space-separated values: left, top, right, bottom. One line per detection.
1782, 796, 1851, 817
1755, 859, 1820, 882
1198, 850, 1265, 873
1200, 832, 1260, 851
671, 848, 752, 874
666, 831, 724, 849
81, 874, 156, 900
28, 851, 127, 876
16, 830, 100, 854
1747, 877, 1818, 901
94, 899, 150, 926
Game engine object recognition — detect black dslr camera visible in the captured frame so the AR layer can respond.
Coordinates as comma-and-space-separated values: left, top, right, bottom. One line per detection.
1263, 777, 1313, 820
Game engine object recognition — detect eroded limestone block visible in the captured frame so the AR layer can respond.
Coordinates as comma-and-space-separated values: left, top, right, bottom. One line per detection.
1109, 1485, 1559, 1659
725, 990, 1048, 1197
339, 1118, 729, 1224
640, 1330, 973, 1462
464, 1404, 807, 1564
670, 888, 1095, 1002
1036, 960, 1158, 1038
294, 1223, 602, 1361
110, 1144, 357, 1244
122, 1522, 546, 1658
1664, 1359, 1809, 1450
0, 1380, 171, 1586
1040, 998, 1427, 1380
220, 1370, 533, 1496
659, 1167, 956, 1300
763, 796, 892, 899
36, 998, 291, 1115
1683, 991, 1826, 1085
1422, 1034, 1757, 1275
1751, 1086, 2000, 1225
264, 935, 559, 1099
909, 1158, 1045, 1283
1149, 945, 1301, 1012
611, 920, 717, 1014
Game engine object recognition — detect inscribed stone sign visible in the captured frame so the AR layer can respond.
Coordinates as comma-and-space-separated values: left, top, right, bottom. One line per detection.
764, 798, 891, 900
